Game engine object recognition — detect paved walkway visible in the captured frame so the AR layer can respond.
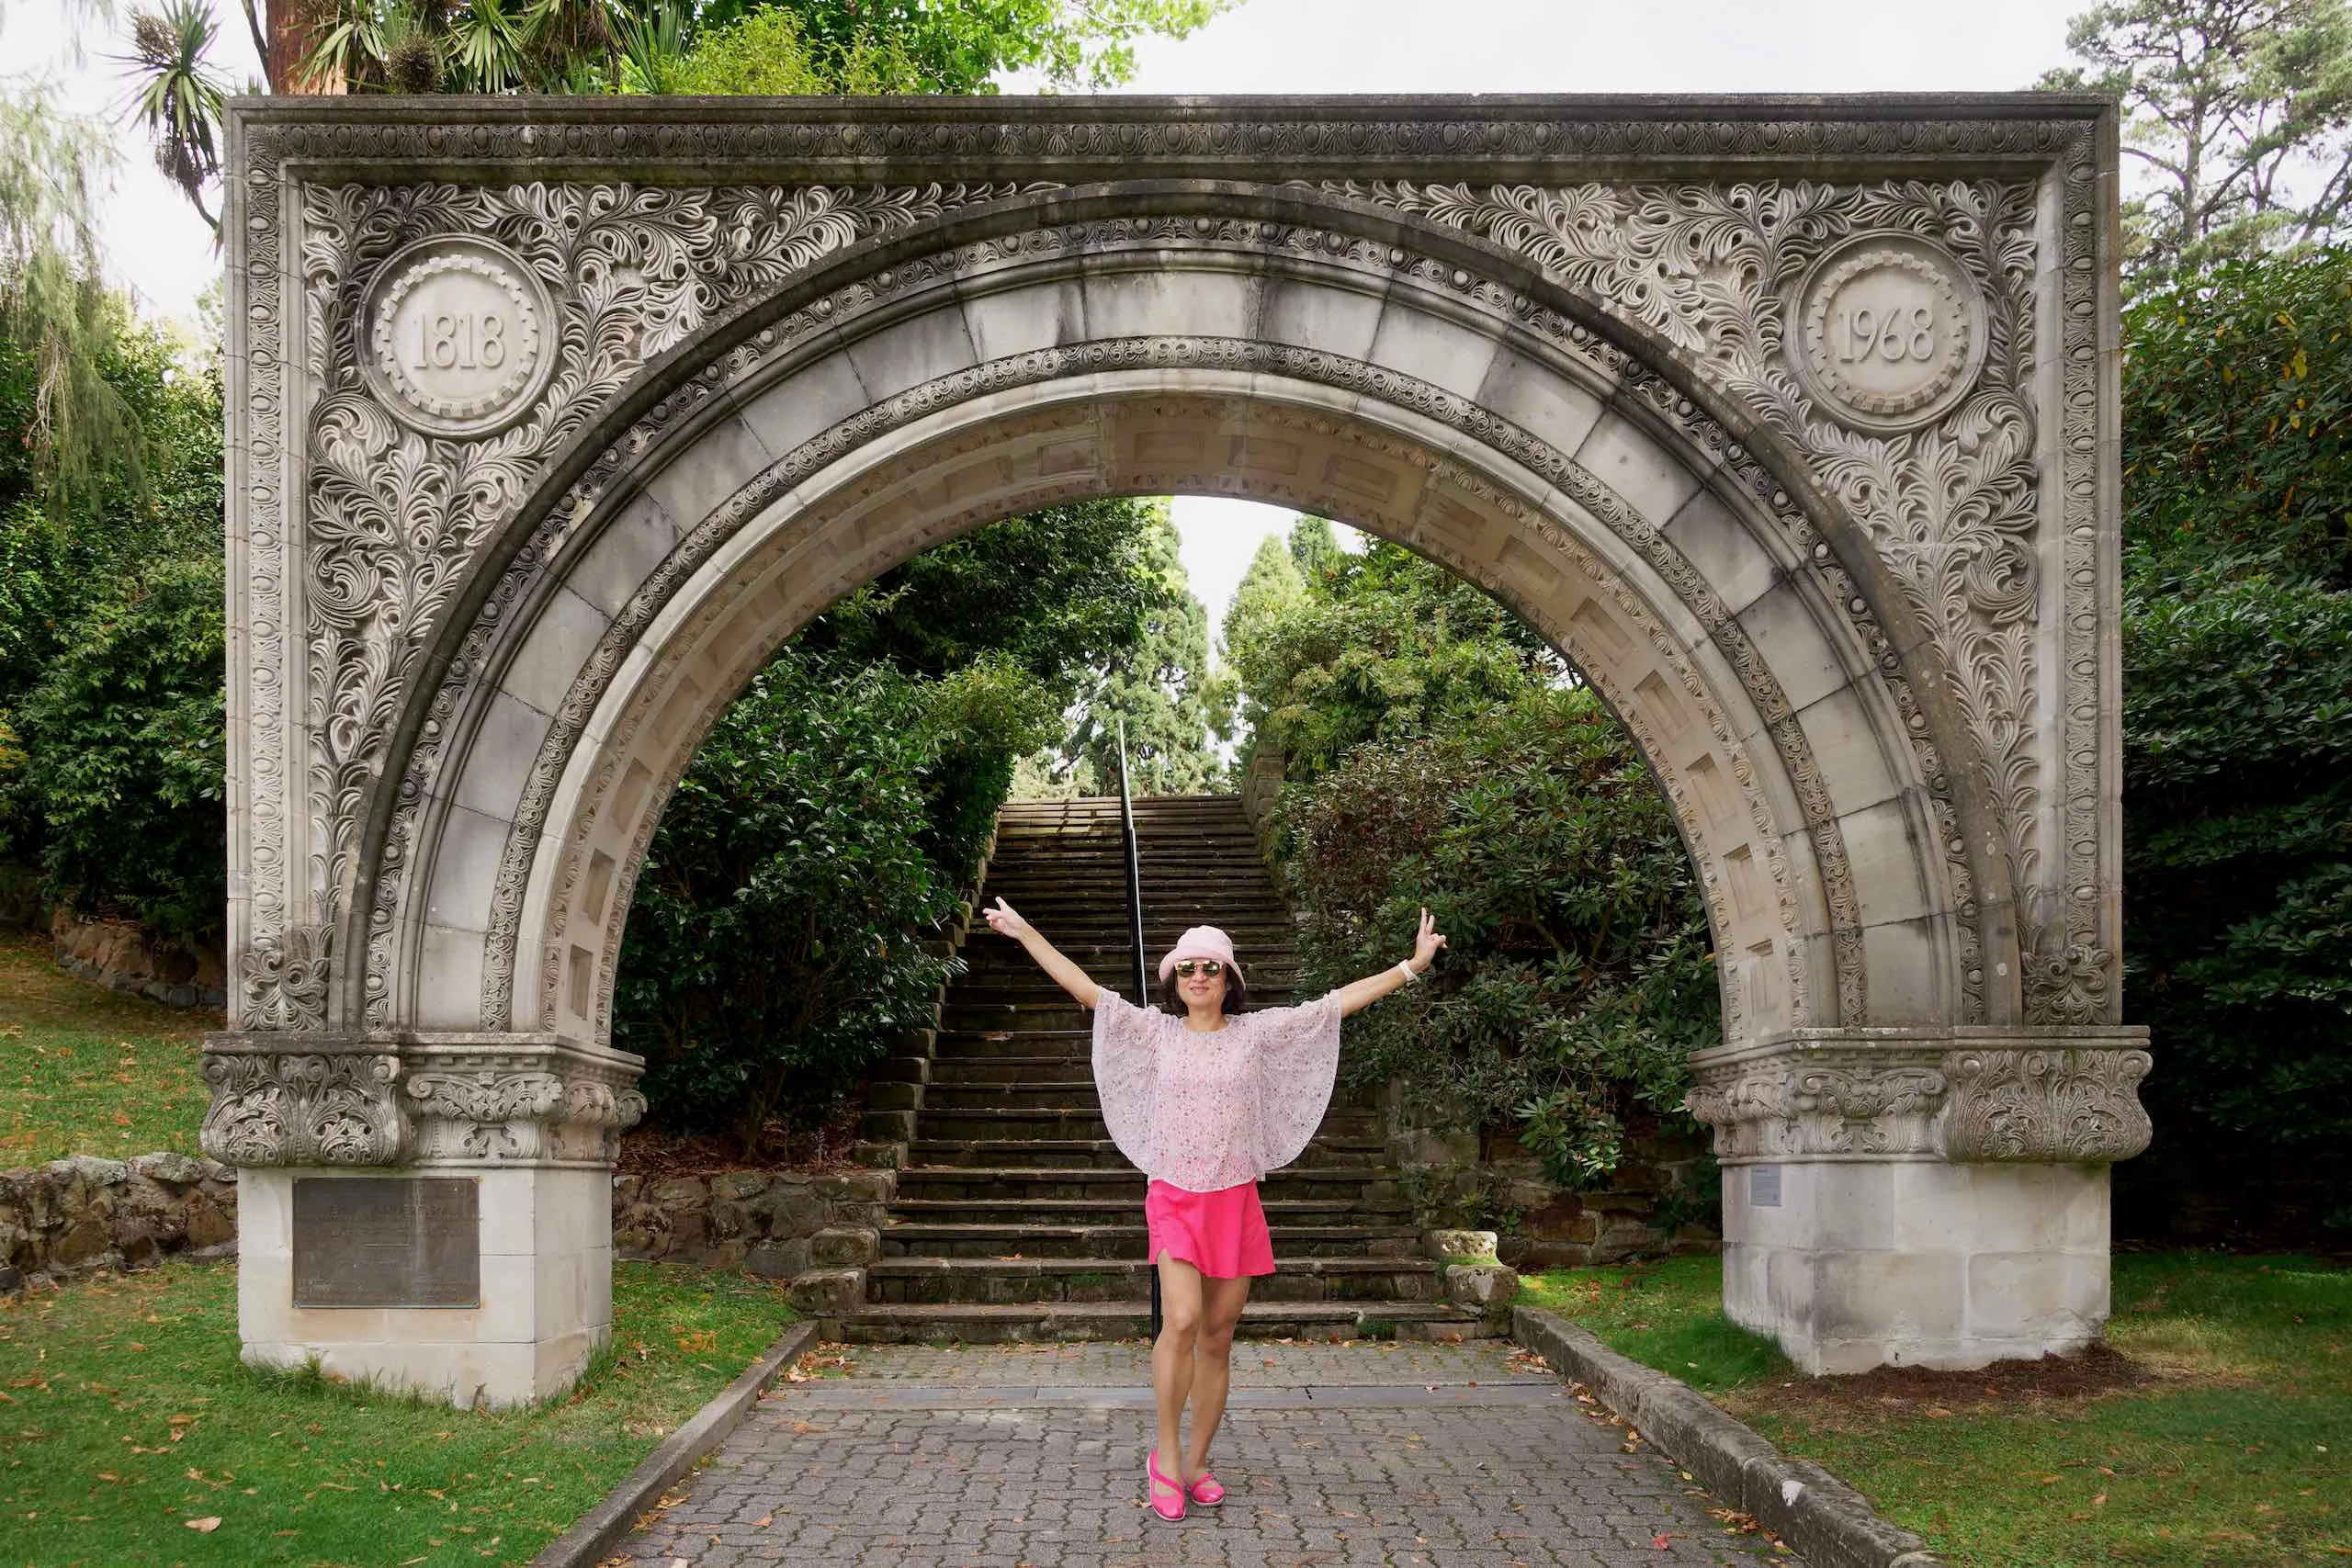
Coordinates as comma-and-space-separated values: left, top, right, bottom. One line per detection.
603, 1337, 1798, 1568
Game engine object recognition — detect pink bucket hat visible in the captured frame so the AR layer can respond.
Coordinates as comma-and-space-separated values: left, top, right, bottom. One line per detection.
1157, 925, 1242, 984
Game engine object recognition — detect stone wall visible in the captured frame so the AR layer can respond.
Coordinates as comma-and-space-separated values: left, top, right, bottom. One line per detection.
0, 869, 228, 1010
609, 1168, 894, 1278
1387, 1097, 1720, 1271
1, 1150, 895, 1297
0, 1153, 239, 1292
48, 908, 228, 1010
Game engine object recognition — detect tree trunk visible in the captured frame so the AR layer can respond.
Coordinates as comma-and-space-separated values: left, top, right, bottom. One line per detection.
265, 0, 348, 94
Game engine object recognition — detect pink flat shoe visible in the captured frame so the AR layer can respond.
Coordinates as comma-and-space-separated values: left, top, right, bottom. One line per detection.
1146, 1449, 1186, 1523
1188, 1470, 1226, 1507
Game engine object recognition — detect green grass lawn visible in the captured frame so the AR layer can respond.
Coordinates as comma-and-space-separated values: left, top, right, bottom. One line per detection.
0, 1258, 814, 1567
1519, 1252, 2351, 1566
0, 928, 212, 1165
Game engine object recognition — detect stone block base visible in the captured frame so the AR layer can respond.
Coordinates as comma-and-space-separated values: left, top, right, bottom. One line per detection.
236, 1166, 613, 1409
1722, 1159, 2111, 1374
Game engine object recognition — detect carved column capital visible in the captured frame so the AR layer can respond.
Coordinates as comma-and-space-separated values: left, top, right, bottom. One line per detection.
198, 1032, 647, 1169
1686, 1026, 2153, 1166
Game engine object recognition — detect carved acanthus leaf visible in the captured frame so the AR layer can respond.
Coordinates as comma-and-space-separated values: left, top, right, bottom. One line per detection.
198, 1050, 404, 1166
239, 925, 335, 1032
198, 1041, 649, 1167
1942, 1047, 2153, 1163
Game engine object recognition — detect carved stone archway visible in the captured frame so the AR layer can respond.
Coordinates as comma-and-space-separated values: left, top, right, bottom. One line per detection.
209, 96, 2148, 1403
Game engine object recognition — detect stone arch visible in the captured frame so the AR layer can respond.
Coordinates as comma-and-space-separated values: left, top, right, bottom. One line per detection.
209, 98, 2151, 1399
394, 247, 1966, 1054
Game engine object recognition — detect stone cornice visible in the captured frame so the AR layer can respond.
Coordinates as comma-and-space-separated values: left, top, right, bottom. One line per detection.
223, 93, 2111, 185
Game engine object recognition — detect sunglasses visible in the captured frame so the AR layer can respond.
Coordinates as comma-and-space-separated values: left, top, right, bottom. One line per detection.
1171, 959, 1226, 978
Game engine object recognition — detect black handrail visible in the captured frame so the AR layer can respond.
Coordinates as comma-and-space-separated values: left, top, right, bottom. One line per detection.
1115, 718, 1160, 1343
1116, 717, 1148, 1005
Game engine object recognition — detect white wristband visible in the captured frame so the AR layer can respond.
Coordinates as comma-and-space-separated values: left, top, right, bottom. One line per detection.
1396, 959, 1419, 985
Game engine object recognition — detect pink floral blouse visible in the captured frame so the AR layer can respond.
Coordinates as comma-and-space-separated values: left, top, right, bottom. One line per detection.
1089, 987, 1344, 1193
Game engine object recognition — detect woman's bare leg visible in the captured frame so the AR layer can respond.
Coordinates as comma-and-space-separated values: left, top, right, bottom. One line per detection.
1182, 1273, 1251, 1484
1151, 1251, 1204, 1479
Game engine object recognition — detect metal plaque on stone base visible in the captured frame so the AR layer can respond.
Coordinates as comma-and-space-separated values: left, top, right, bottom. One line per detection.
292, 1177, 481, 1308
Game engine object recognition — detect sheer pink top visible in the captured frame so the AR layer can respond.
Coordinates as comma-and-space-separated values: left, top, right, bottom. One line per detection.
1089, 987, 1344, 1193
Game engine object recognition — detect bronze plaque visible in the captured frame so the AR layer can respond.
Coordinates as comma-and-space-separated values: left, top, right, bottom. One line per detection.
292, 1177, 480, 1308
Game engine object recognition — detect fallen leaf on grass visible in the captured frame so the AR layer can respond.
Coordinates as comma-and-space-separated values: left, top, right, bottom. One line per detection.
185, 1517, 221, 1532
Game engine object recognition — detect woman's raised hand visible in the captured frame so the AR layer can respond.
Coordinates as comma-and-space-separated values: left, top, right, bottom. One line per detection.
982, 897, 1035, 942
1410, 906, 1448, 973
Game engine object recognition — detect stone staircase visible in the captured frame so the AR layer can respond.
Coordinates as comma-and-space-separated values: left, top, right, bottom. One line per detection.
840, 794, 1489, 1344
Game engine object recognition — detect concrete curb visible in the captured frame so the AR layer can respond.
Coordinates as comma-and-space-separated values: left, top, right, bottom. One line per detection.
1510, 1307, 1943, 1568
528, 1318, 820, 1568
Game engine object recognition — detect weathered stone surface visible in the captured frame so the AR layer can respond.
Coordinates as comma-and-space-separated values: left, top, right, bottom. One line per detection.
786, 1268, 866, 1315
743, 1238, 811, 1280
708, 1170, 769, 1201
1422, 1228, 1499, 1261
182, 1194, 234, 1250
811, 1226, 880, 1268
130, 1152, 202, 1187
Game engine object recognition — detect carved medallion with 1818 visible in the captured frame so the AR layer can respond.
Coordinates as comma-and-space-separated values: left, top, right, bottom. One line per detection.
1793, 232, 1986, 433
361, 236, 557, 438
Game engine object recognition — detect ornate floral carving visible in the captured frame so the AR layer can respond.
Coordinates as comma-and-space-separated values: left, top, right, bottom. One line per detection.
198, 1048, 405, 1165
238, 924, 335, 1032
1942, 1045, 2152, 1163
293, 180, 1047, 1008
1314, 176, 2061, 1018
405, 1062, 644, 1161
197, 1035, 647, 1167
1688, 1029, 2153, 1164
1689, 1048, 1947, 1161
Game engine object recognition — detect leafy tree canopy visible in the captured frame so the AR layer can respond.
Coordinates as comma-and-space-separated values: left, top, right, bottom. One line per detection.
2121, 245, 2352, 587
1060, 501, 1230, 795
2044, 0, 2352, 274
1225, 523, 1558, 782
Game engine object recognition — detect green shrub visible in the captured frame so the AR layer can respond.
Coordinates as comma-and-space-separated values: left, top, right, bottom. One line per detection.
2114, 245, 2352, 1205
1281, 685, 1717, 1189
12, 551, 225, 940
614, 651, 985, 1151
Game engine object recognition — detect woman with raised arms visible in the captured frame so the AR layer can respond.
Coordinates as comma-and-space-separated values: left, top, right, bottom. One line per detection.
980, 898, 1448, 1523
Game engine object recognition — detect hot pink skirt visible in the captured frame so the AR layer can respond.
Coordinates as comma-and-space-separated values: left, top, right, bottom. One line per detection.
1144, 1178, 1275, 1278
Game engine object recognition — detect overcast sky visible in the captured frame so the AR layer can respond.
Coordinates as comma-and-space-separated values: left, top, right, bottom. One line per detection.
6, 0, 2087, 649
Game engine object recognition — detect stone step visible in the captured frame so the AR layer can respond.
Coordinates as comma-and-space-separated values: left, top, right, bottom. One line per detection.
942, 1000, 1302, 1032
892, 1165, 1400, 1201
943, 987, 1303, 1014
876, 1222, 1426, 1259
924, 1053, 1127, 1080
918, 1080, 1345, 1112
982, 878, 1267, 893
905, 1137, 1386, 1169
962, 928, 1292, 948
919, 1079, 1110, 1110
834, 1300, 1493, 1345
932, 1030, 1093, 1059
888, 1194, 1417, 1226
864, 1254, 1443, 1305
911, 1108, 1381, 1141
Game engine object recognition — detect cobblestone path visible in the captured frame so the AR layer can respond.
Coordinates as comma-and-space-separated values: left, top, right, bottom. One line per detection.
604, 1337, 1798, 1567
